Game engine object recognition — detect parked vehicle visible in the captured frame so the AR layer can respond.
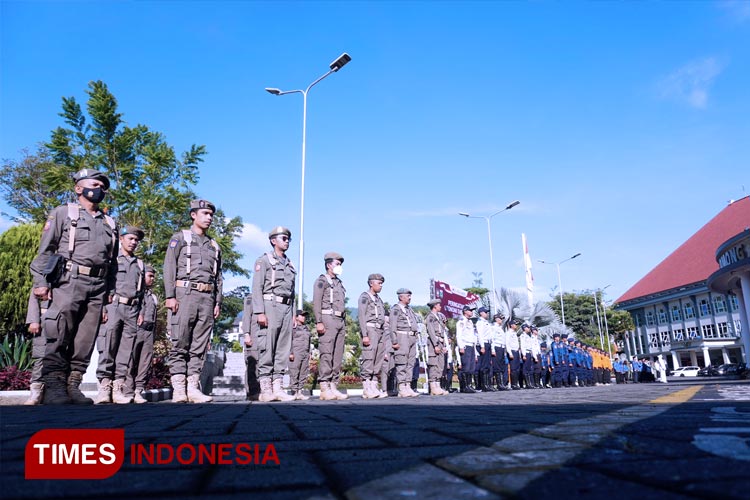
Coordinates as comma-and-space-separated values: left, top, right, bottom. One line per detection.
716, 363, 739, 376
677, 366, 700, 377
697, 365, 718, 376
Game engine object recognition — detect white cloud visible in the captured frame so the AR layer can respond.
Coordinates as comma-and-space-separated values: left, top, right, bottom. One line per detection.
657, 57, 726, 109
236, 223, 269, 254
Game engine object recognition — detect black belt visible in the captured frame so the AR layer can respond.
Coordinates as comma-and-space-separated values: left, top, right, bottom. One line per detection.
140, 321, 155, 332
65, 261, 108, 277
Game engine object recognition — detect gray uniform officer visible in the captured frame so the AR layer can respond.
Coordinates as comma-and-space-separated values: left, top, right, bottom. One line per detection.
251, 226, 296, 402
95, 226, 145, 404
313, 252, 348, 401
358, 273, 389, 399
241, 294, 260, 401
24, 290, 49, 405
288, 309, 312, 400
126, 265, 157, 404
30, 168, 118, 405
425, 299, 449, 396
164, 199, 222, 403
391, 288, 419, 398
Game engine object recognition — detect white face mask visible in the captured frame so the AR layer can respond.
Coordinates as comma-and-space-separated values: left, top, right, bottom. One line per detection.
332, 264, 343, 276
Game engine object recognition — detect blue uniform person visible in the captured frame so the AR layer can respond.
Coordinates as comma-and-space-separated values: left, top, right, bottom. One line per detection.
566, 336, 578, 386
550, 332, 567, 388
632, 357, 642, 383
539, 342, 552, 388
456, 306, 477, 393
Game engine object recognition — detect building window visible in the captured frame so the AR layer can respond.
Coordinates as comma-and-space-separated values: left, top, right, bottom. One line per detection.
648, 333, 659, 349
735, 320, 743, 335
717, 322, 730, 338
671, 305, 682, 322
673, 329, 684, 341
702, 324, 716, 339
713, 296, 727, 314
686, 326, 699, 339
728, 294, 739, 312
699, 299, 711, 317
684, 302, 695, 319
646, 311, 655, 326
658, 309, 667, 324
660, 330, 670, 347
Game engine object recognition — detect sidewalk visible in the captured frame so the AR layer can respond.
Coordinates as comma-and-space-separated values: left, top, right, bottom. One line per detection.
2, 379, 749, 499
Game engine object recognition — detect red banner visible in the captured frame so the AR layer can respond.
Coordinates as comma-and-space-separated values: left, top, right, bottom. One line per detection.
25, 429, 125, 480
430, 280, 482, 319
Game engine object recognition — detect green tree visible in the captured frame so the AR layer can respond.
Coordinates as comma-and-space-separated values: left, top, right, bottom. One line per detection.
547, 291, 601, 347
0, 223, 42, 336
0, 80, 249, 295
214, 286, 250, 338
465, 286, 490, 310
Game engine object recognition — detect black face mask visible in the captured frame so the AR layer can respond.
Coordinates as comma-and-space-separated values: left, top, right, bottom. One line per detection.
82, 187, 106, 204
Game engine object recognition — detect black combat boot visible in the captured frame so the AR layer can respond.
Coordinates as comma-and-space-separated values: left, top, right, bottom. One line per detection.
484, 371, 497, 391
510, 372, 521, 390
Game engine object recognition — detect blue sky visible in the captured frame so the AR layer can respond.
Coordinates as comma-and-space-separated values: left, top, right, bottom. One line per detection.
2, 1, 749, 308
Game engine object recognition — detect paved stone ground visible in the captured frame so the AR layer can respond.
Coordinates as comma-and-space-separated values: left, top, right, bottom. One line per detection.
1, 378, 749, 499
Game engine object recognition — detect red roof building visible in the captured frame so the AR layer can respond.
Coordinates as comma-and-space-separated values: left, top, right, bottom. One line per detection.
615, 196, 750, 369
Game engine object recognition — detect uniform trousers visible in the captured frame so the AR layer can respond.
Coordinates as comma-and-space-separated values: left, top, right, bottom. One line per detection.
288, 347, 309, 392
493, 346, 508, 385
361, 325, 387, 380
394, 332, 417, 384
43, 272, 107, 376
253, 300, 292, 380
97, 301, 140, 380
460, 345, 476, 374
167, 287, 215, 377
318, 315, 346, 383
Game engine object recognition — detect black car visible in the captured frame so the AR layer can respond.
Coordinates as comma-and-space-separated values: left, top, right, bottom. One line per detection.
698, 365, 718, 376
716, 363, 739, 376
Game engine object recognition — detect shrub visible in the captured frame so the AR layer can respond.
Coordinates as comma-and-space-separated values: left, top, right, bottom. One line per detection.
145, 356, 171, 390
0, 334, 33, 370
230, 340, 243, 353
0, 365, 31, 390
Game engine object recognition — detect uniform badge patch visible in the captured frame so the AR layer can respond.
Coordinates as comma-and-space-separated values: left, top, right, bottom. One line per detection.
255, 263, 261, 272
169, 238, 179, 248
43, 221, 51, 231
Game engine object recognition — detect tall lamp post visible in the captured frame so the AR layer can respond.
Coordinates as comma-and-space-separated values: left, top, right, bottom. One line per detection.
266, 53, 352, 309
538, 253, 581, 326
598, 285, 613, 357
458, 200, 521, 313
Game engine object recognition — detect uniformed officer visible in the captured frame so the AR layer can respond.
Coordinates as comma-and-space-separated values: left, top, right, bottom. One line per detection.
550, 332, 568, 388
241, 293, 260, 401
126, 264, 157, 404
251, 226, 296, 402
490, 313, 508, 390
30, 168, 118, 404
164, 199, 222, 403
95, 226, 145, 404
566, 336, 578, 386
531, 326, 542, 389
390, 288, 420, 397
506, 319, 522, 389
24, 289, 49, 405
456, 305, 477, 393
313, 252, 348, 400
519, 324, 536, 389
358, 273, 389, 399
425, 299, 448, 396
632, 357, 642, 384
539, 342, 552, 388
288, 309, 311, 400
475, 306, 494, 392
440, 312, 457, 393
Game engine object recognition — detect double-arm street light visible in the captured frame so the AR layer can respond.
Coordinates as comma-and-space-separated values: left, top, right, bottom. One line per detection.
459, 200, 521, 313
538, 253, 582, 326
266, 53, 352, 309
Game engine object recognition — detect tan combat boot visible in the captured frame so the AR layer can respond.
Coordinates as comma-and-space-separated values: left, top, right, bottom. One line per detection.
319, 381, 337, 400
429, 381, 445, 396
272, 379, 295, 402
134, 387, 147, 404
171, 374, 188, 403
330, 381, 348, 400
294, 390, 310, 401
398, 383, 412, 398
24, 382, 44, 405
94, 378, 112, 404
112, 379, 133, 404
187, 374, 213, 403
259, 377, 275, 402
361, 379, 375, 399
67, 371, 93, 404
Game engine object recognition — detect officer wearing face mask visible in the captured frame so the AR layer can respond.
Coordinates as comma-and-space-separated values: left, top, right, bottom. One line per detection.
30, 169, 118, 405
312, 252, 348, 400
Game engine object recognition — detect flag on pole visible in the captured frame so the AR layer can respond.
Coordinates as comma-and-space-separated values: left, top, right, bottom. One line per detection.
522, 233, 534, 304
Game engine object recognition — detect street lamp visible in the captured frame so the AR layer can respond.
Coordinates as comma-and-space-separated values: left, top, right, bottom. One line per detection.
265, 53, 351, 309
538, 252, 581, 326
458, 200, 520, 313
598, 285, 613, 358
